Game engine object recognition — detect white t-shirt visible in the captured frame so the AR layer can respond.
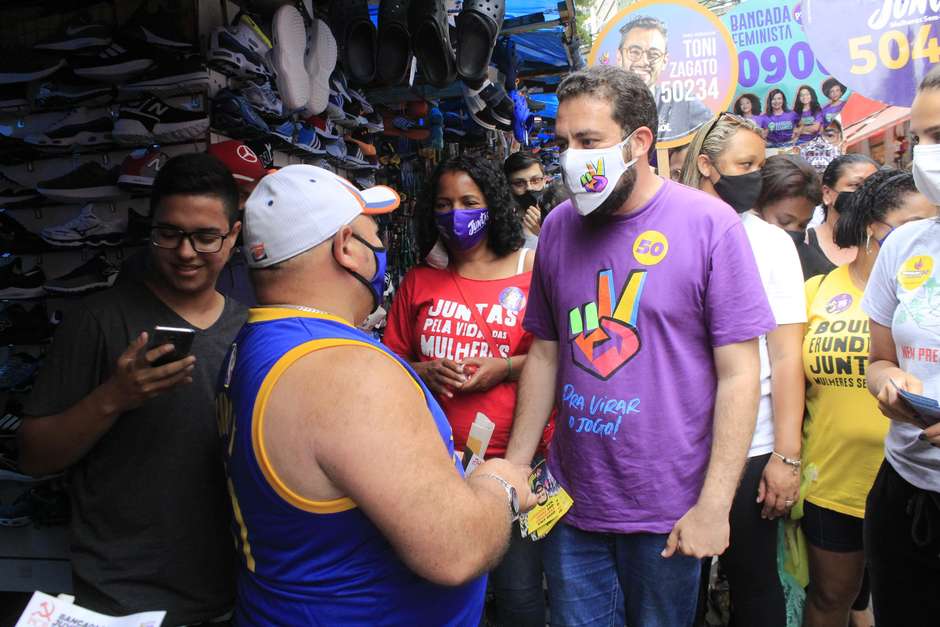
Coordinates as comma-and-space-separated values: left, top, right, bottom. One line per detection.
741, 212, 808, 457
862, 218, 940, 491
808, 204, 826, 230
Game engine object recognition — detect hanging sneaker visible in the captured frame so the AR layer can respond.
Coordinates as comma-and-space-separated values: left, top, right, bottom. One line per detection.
124, 7, 193, 49
118, 148, 168, 191
113, 95, 209, 145
36, 162, 122, 202
303, 18, 337, 116
0, 353, 39, 391
40, 203, 126, 248
0, 255, 45, 299
0, 303, 56, 345
309, 114, 341, 140
270, 4, 310, 112
238, 80, 283, 118
30, 75, 114, 109
0, 172, 39, 206
121, 53, 208, 96
0, 210, 47, 254
270, 119, 298, 150
69, 38, 154, 82
208, 23, 272, 81
23, 107, 113, 148
0, 56, 66, 85
211, 88, 270, 139
295, 124, 326, 155
33, 14, 111, 52
44, 254, 119, 294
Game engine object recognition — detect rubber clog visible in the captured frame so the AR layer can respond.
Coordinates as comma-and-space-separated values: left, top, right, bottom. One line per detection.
330, 0, 376, 85
377, 0, 412, 86
455, 0, 505, 84
408, 0, 456, 88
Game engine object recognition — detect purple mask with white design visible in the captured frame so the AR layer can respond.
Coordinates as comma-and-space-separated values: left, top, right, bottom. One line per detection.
435, 207, 490, 251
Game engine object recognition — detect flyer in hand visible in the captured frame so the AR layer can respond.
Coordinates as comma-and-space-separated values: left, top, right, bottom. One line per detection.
16, 591, 165, 627
520, 460, 573, 540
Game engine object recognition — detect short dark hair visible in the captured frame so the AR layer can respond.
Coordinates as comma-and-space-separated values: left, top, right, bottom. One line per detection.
920, 65, 940, 91
834, 168, 916, 247
734, 93, 762, 117
822, 153, 878, 189
416, 156, 524, 259
503, 151, 543, 178
556, 65, 658, 156
150, 153, 240, 225
821, 78, 846, 99
756, 154, 822, 209
618, 15, 668, 49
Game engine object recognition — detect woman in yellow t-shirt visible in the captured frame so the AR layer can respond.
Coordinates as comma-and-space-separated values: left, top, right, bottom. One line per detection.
801, 170, 936, 627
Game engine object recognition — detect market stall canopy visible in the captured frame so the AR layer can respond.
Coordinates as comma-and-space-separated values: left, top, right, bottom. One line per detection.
842, 93, 911, 148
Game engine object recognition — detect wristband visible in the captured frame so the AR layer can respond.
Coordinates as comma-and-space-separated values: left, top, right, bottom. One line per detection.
506, 356, 513, 379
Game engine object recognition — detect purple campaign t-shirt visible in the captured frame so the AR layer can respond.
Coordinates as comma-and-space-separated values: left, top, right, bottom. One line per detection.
821, 100, 845, 124
795, 109, 824, 144
765, 110, 799, 146
524, 179, 775, 534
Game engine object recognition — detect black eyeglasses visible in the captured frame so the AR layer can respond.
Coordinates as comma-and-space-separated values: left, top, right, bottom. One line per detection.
621, 45, 665, 65
150, 226, 232, 253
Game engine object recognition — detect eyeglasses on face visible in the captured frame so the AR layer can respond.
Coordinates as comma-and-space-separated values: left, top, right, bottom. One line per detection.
622, 45, 665, 64
510, 175, 546, 190
150, 226, 231, 253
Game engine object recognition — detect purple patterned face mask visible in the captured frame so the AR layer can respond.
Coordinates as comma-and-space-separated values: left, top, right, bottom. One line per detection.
435, 207, 490, 251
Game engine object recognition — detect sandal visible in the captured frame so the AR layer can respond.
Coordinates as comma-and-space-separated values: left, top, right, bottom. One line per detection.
408, 0, 456, 88
377, 0, 412, 86
330, 0, 376, 85
455, 0, 505, 84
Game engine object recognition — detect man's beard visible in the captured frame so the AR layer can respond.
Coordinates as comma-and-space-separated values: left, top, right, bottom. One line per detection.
582, 165, 638, 227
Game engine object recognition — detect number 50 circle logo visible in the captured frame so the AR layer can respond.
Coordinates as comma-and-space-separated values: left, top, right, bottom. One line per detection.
802, 0, 939, 107
633, 230, 670, 266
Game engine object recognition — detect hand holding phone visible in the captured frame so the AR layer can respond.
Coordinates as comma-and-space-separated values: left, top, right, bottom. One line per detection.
149, 326, 196, 367
102, 330, 197, 415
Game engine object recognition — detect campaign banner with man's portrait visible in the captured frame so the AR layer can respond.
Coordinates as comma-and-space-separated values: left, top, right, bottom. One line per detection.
589, 0, 739, 148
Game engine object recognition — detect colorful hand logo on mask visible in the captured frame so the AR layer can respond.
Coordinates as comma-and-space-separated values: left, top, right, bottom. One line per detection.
568, 269, 646, 380
580, 160, 608, 194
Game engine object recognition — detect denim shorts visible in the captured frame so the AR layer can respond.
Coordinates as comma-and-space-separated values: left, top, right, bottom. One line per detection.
802, 500, 864, 552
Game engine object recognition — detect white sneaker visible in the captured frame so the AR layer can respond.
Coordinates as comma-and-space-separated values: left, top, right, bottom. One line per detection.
40, 203, 127, 247
23, 107, 113, 147
208, 18, 272, 81
303, 18, 337, 116
239, 80, 283, 117
270, 5, 310, 112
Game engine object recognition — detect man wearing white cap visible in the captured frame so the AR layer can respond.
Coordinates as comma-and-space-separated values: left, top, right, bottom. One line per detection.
216, 165, 536, 625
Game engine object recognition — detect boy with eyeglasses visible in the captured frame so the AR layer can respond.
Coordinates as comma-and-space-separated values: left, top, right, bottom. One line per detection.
18, 153, 247, 625
504, 151, 547, 249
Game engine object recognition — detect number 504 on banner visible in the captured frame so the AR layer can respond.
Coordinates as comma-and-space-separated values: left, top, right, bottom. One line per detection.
803, 0, 940, 106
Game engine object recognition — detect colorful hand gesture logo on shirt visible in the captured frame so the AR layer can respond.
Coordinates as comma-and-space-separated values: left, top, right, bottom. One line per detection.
567, 269, 646, 380
580, 160, 608, 193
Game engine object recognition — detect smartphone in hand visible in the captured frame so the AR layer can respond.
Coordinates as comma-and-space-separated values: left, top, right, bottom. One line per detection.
149, 326, 196, 367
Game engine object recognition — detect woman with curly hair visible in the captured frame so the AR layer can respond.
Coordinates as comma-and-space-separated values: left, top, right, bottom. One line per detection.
734, 93, 768, 138
384, 155, 549, 627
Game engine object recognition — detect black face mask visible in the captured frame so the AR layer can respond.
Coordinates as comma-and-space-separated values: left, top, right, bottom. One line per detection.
515, 188, 545, 210
713, 169, 763, 214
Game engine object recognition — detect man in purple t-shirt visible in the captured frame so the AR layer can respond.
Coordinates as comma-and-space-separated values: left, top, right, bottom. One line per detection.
505, 66, 775, 627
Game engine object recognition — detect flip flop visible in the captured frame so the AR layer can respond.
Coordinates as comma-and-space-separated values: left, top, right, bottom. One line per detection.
330, 0, 376, 85
408, 0, 456, 88
377, 0, 413, 86
455, 0, 505, 84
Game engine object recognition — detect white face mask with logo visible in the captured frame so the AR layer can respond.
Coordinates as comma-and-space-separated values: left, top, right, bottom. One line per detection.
561, 132, 638, 216
913, 143, 940, 205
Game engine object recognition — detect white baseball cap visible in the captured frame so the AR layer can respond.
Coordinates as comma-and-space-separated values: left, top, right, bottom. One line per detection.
243, 164, 400, 268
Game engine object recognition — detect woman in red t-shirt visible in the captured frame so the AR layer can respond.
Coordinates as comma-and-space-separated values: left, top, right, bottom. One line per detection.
385, 155, 548, 627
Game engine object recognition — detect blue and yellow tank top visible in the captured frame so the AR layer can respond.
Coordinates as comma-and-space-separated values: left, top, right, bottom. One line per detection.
216, 307, 486, 626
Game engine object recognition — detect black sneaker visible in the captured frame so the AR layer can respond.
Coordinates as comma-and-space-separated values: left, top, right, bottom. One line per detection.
124, 6, 194, 49
0, 173, 39, 206
30, 74, 114, 109
113, 95, 209, 145
69, 38, 153, 82
33, 14, 112, 52
23, 107, 113, 148
44, 255, 119, 294
0, 210, 48, 254
122, 53, 208, 96
0, 56, 66, 85
36, 162, 122, 202
0, 303, 56, 345
0, 255, 45, 299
